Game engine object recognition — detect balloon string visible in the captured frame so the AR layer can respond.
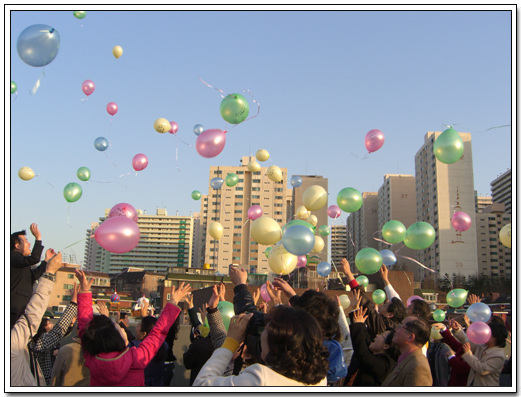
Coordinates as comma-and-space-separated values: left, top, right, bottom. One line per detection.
199, 77, 227, 98
174, 134, 193, 147
344, 219, 356, 249
395, 252, 438, 273
30, 69, 45, 95
59, 238, 86, 251
444, 273, 454, 290
67, 203, 71, 226
372, 230, 393, 246
241, 218, 250, 229
12, 92, 19, 103
175, 141, 181, 172
226, 89, 261, 133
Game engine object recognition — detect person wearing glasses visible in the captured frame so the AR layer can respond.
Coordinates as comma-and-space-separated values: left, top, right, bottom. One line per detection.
381, 317, 433, 386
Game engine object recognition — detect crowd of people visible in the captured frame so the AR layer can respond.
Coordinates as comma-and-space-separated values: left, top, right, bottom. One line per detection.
10, 224, 512, 388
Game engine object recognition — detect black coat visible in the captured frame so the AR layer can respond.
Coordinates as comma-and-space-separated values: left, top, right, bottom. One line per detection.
183, 336, 214, 386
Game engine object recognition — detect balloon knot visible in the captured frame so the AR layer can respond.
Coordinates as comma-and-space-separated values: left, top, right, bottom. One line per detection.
49, 28, 55, 34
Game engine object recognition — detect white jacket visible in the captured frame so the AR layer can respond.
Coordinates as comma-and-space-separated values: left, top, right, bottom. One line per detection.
10, 277, 54, 387
193, 346, 327, 387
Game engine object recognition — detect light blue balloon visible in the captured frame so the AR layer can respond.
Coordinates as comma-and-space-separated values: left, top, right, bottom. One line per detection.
380, 249, 397, 266
290, 175, 303, 188
194, 124, 204, 136
466, 302, 492, 323
317, 261, 332, 277
281, 225, 315, 256
94, 137, 109, 151
210, 177, 224, 189
17, 24, 61, 67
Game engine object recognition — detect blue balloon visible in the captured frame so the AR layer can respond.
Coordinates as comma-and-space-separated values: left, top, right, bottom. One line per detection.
210, 177, 224, 189
194, 124, 204, 136
290, 175, 303, 188
317, 261, 332, 277
282, 225, 315, 256
466, 302, 492, 323
380, 249, 397, 266
17, 24, 61, 67
94, 137, 109, 151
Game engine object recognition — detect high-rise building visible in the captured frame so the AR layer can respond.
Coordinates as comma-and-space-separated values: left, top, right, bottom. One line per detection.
377, 174, 419, 277
84, 222, 100, 271
476, 203, 512, 277
202, 156, 289, 275
346, 192, 379, 265
331, 225, 348, 267
414, 131, 479, 279
475, 194, 493, 213
491, 169, 512, 214
84, 208, 193, 274
191, 212, 204, 268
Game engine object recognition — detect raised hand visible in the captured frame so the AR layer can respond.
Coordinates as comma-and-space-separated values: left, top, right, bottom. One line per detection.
229, 265, 248, 286
467, 294, 482, 305
379, 264, 390, 285
30, 223, 41, 240
227, 313, 254, 343
266, 280, 282, 305
46, 252, 63, 274
97, 301, 109, 317
462, 342, 471, 353
208, 285, 220, 310
198, 304, 208, 325
352, 307, 368, 323
252, 288, 260, 306
74, 269, 94, 292
45, 248, 56, 262
170, 282, 192, 306
218, 282, 226, 301
183, 293, 194, 309
272, 277, 297, 298
71, 283, 80, 304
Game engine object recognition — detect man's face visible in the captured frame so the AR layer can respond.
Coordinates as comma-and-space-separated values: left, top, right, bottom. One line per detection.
15, 235, 31, 256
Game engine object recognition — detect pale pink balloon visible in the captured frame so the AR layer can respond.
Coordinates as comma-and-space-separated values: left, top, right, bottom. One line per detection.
247, 205, 263, 221
466, 321, 492, 345
327, 205, 341, 219
195, 129, 227, 158
108, 202, 138, 223
365, 129, 385, 153
82, 80, 95, 96
260, 284, 271, 302
169, 121, 179, 134
297, 255, 307, 268
451, 211, 472, 232
406, 295, 424, 307
94, 216, 140, 254
132, 153, 148, 171
106, 102, 118, 116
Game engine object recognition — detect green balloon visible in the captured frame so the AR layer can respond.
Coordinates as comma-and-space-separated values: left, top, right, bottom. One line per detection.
337, 187, 363, 213
318, 225, 330, 236
77, 166, 91, 181
282, 220, 314, 234
356, 275, 369, 288
404, 222, 436, 250
63, 182, 82, 203
220, 93, 249, 124
264, 246, 272, 259
217, 301, 235, 330
73, 11, 87, 19
372, 289, 386, 305
446, 289, 468, 308
433, 127, 464, 164
225, 173, 239, 187
382, 220, 406, 244
433, 309, 446, 322
355, 247, 383, 275
191, 190, 201, 200
11, 80, 17, 94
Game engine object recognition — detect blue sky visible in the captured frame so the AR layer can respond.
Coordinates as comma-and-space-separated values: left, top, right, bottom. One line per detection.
8, 7, 513, 264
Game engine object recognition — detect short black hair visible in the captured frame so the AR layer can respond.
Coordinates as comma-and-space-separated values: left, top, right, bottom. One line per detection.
410, 299, 430, 321
405, 317, 431, 346
11, 230, 26, 251
81, 315, 126, 356
489, 322, 509, 348
388, 298, 407, 324
120, 312, 129, 320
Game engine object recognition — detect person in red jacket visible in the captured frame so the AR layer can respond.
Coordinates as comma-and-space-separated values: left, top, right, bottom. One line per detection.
75, 269, 191, 387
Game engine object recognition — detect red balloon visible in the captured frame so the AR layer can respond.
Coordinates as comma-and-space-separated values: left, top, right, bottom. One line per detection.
365, 129, 385, 153
169, 121, 179, 134
106, 102, 118, 116
82, 80, 95, 96
94, 216, 140, 253
132, 153, 148, 171
108, 202, 138, 223
195, 129, 226, 158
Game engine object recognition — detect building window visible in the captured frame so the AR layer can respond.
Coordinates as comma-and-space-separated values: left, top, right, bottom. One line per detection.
68, 274, 74, 279
167, 293, 171, 300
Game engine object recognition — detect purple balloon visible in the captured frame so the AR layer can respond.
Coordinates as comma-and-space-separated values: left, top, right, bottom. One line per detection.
327, 205, 341, 219
95, 216, 140, 254
406, 295, 424, 307
466, 321, 492, 345
196, 129, 227, 158
451, 211, 472, 232
260, 284, 271, 302
108, 202, 138, 223
247, 205, 263, 221
132, 153, 148, 171
365, 129, 385, 153
297, 255, 307, 268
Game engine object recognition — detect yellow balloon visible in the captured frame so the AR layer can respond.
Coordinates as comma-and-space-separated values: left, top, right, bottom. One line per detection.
247, 160, 261, 172
154, 118, 170, 133
303, 185, 328, 211
499, 223, 511, 248
112, 45, 123, 59
18, 166, 35, 181
308, 215, 318, 227
431, 324, 444, 340
208, 222, 224, 240
312, 235, 324, 253
295, 205, 311, 220
203, 263, 211, 269
256, 149, 270, 162
339, 294, 351, 309
268, 244, 297, 275
251, 217, 282, 245
267, 165, 283, 182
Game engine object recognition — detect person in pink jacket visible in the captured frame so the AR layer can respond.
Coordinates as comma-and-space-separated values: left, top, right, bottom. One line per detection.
75, 270, 191, 387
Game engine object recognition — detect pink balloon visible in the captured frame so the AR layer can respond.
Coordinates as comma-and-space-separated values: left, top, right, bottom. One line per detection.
327, 205, 341, 219
82, 80, 95, 96
260, 284, 271, 302
466, 321, 492, 345
169, 121, 179, 134
451, 211, 472, 232
132, 153, 148, 171
297, 255, 307, 268
365, 129, 385, 153
94, 216, 140, 254
195, 129, 227, 158
108, 202, 138, 223
406, 295, 424, 307
106, 102, 118, 116
247, 205, 263, 221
